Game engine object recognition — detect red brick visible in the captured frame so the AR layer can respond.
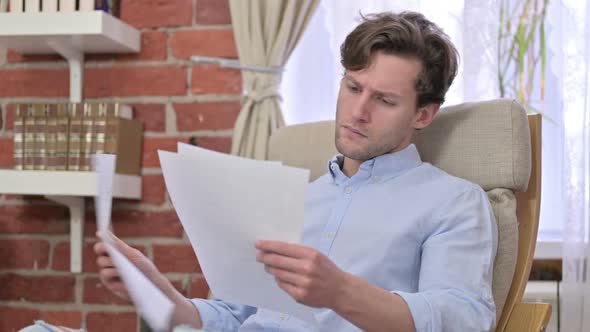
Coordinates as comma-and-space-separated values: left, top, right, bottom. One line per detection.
51, 242, 99, 273
132, 104, 166, 132
0, 307, 81, 331
0, 69, 69, 97
84, 66, 187, 97
40, 310, 83, 327
192, 136, 233, 154
5, 104, 15, 130
174, 102, 240, 131
188, 275, 210, 299
0, 105, 3, 130
192, 65, 242, 94
153, 244, 201, 273
141, 174, 166, 205
121, 0, 192, 28
0, 306, 39, 331
83, 277, 132, 305
0, 205, 68, 234
84, 210, 184, 238
52, 241, 146, 273
86, 311, 137, 332
0, 138, 14, 167
142, 137, 189, 168
7, 49, 65, 63
0, 239, 50, 269
170, 29, 237, 60
88, 31, 168, 62
126, 31, 168, 61
196, 0, 231, 25
0, 274, 75, 303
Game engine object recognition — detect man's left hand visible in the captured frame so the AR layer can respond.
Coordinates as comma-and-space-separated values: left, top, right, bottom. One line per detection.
255, 240, 348, 309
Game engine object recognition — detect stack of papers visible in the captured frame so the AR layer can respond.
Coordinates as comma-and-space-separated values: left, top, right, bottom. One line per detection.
158, 143, 315, 323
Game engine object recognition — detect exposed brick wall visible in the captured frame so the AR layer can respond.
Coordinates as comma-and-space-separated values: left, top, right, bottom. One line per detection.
0, 1, 239, 331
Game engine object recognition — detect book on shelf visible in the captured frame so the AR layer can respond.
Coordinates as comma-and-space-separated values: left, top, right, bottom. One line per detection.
79, 103, 94, 171
55, 103, 69, 170
105, 103, 142, 175
67, 103, 83, 171
33, 104, 48, 170
23, 105, 35, 170
12, 104, 26, 170
45, 104, 58, 170
92, 103, 107, 154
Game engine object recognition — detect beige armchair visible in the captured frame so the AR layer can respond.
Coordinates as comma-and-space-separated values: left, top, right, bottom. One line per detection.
268, 99, 551, 332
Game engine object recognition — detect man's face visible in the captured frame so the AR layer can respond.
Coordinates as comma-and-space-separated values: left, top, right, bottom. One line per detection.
335, 52, 427, 161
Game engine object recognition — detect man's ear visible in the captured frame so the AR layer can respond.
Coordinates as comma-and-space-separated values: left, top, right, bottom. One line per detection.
414, 104, 440, 130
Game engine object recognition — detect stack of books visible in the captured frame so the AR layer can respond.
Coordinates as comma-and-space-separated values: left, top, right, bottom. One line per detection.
4, 0, 120, 16
13, 103, 142, 175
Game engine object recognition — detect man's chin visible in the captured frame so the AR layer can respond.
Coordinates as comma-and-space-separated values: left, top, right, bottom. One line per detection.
335, 143, 373, 161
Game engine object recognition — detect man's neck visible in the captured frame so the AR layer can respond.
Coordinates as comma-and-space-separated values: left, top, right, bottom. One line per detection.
342, 157, 363, 177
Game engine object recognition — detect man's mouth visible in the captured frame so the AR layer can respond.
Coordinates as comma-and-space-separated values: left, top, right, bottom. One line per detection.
342, 125, 367, 138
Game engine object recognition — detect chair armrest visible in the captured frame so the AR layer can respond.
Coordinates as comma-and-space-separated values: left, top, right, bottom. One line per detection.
503, 302, 552, 332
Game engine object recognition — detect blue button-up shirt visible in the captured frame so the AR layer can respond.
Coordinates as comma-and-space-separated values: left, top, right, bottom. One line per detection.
191, 144, 497, 331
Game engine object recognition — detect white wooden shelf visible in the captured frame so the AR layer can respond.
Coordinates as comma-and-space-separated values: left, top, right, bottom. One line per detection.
0, 170, 142, 273
0, 170, 141, 198
0, 11, 140, 102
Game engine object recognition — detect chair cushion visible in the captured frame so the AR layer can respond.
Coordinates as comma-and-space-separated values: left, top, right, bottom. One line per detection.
413, 99, 531, 192
268, 99, 531, 192
487, 188, 519, 323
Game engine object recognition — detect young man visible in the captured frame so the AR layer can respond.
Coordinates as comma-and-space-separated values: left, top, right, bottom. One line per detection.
94, 11, 497, 332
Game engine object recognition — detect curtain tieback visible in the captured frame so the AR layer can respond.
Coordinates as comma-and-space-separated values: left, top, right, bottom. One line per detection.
244, 87, 283, 103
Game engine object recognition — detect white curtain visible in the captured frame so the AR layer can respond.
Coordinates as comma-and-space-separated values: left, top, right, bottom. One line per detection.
558, 0, 590, 330
229, 0, 320, 159
281, 0, 499, 125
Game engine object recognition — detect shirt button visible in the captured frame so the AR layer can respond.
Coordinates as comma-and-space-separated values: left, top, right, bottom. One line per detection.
344, 186, 352, 194
372, 176, 381, 183
279, 314, 287, 320
330, 164, 337, 171
324, 232, 334, 238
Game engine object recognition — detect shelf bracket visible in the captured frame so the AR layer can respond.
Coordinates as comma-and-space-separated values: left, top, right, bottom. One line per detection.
46, 195, 85, 273
47, 39, 84, 103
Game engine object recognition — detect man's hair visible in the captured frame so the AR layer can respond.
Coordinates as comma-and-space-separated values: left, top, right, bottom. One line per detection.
340, 11, 459, 107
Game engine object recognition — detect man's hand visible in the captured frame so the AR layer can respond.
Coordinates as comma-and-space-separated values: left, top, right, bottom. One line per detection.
255, 240, 349, 309
94, 231, 161, 299
94, 231, 205, 330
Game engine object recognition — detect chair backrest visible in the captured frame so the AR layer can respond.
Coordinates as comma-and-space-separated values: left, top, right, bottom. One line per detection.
267, 99, 542, 332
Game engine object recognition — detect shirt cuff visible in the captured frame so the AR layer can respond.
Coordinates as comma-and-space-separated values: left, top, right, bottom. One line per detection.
392, 291, 434, 332
189, 298, 219, 331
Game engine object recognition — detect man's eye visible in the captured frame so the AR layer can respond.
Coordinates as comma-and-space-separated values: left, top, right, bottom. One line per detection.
380, 97, 396, 106
348, 85, 360, 93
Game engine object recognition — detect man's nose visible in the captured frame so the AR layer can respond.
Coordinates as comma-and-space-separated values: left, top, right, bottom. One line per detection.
351, 93, 372, 122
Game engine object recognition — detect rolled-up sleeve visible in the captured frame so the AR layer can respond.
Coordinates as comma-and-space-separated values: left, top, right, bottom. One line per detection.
393, 187, 498, 332
190, 298, 257, 331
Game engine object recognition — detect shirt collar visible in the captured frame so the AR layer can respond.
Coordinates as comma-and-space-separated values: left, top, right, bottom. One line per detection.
328, 144, 422, 184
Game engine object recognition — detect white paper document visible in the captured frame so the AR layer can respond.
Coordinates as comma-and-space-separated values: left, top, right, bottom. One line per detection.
92, 154, 175, 332
158, 145, 315, 323
101, 235, 175, 332
91, 154, 117, 233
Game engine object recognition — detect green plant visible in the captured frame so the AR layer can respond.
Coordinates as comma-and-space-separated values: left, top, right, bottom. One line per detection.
498, 0, 549, 115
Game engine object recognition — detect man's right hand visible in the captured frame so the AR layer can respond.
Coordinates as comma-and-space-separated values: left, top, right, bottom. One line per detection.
93, 231, 205, 330
93, 231, 161, 299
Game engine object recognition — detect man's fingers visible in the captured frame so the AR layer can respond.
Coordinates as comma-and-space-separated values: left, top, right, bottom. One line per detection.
275, 279, 304, 303
93, 241, 109, 256
96, 255, 115, 269
265, 266, 310, 287
255, 240, 311, 259
257, 251, 302, 273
